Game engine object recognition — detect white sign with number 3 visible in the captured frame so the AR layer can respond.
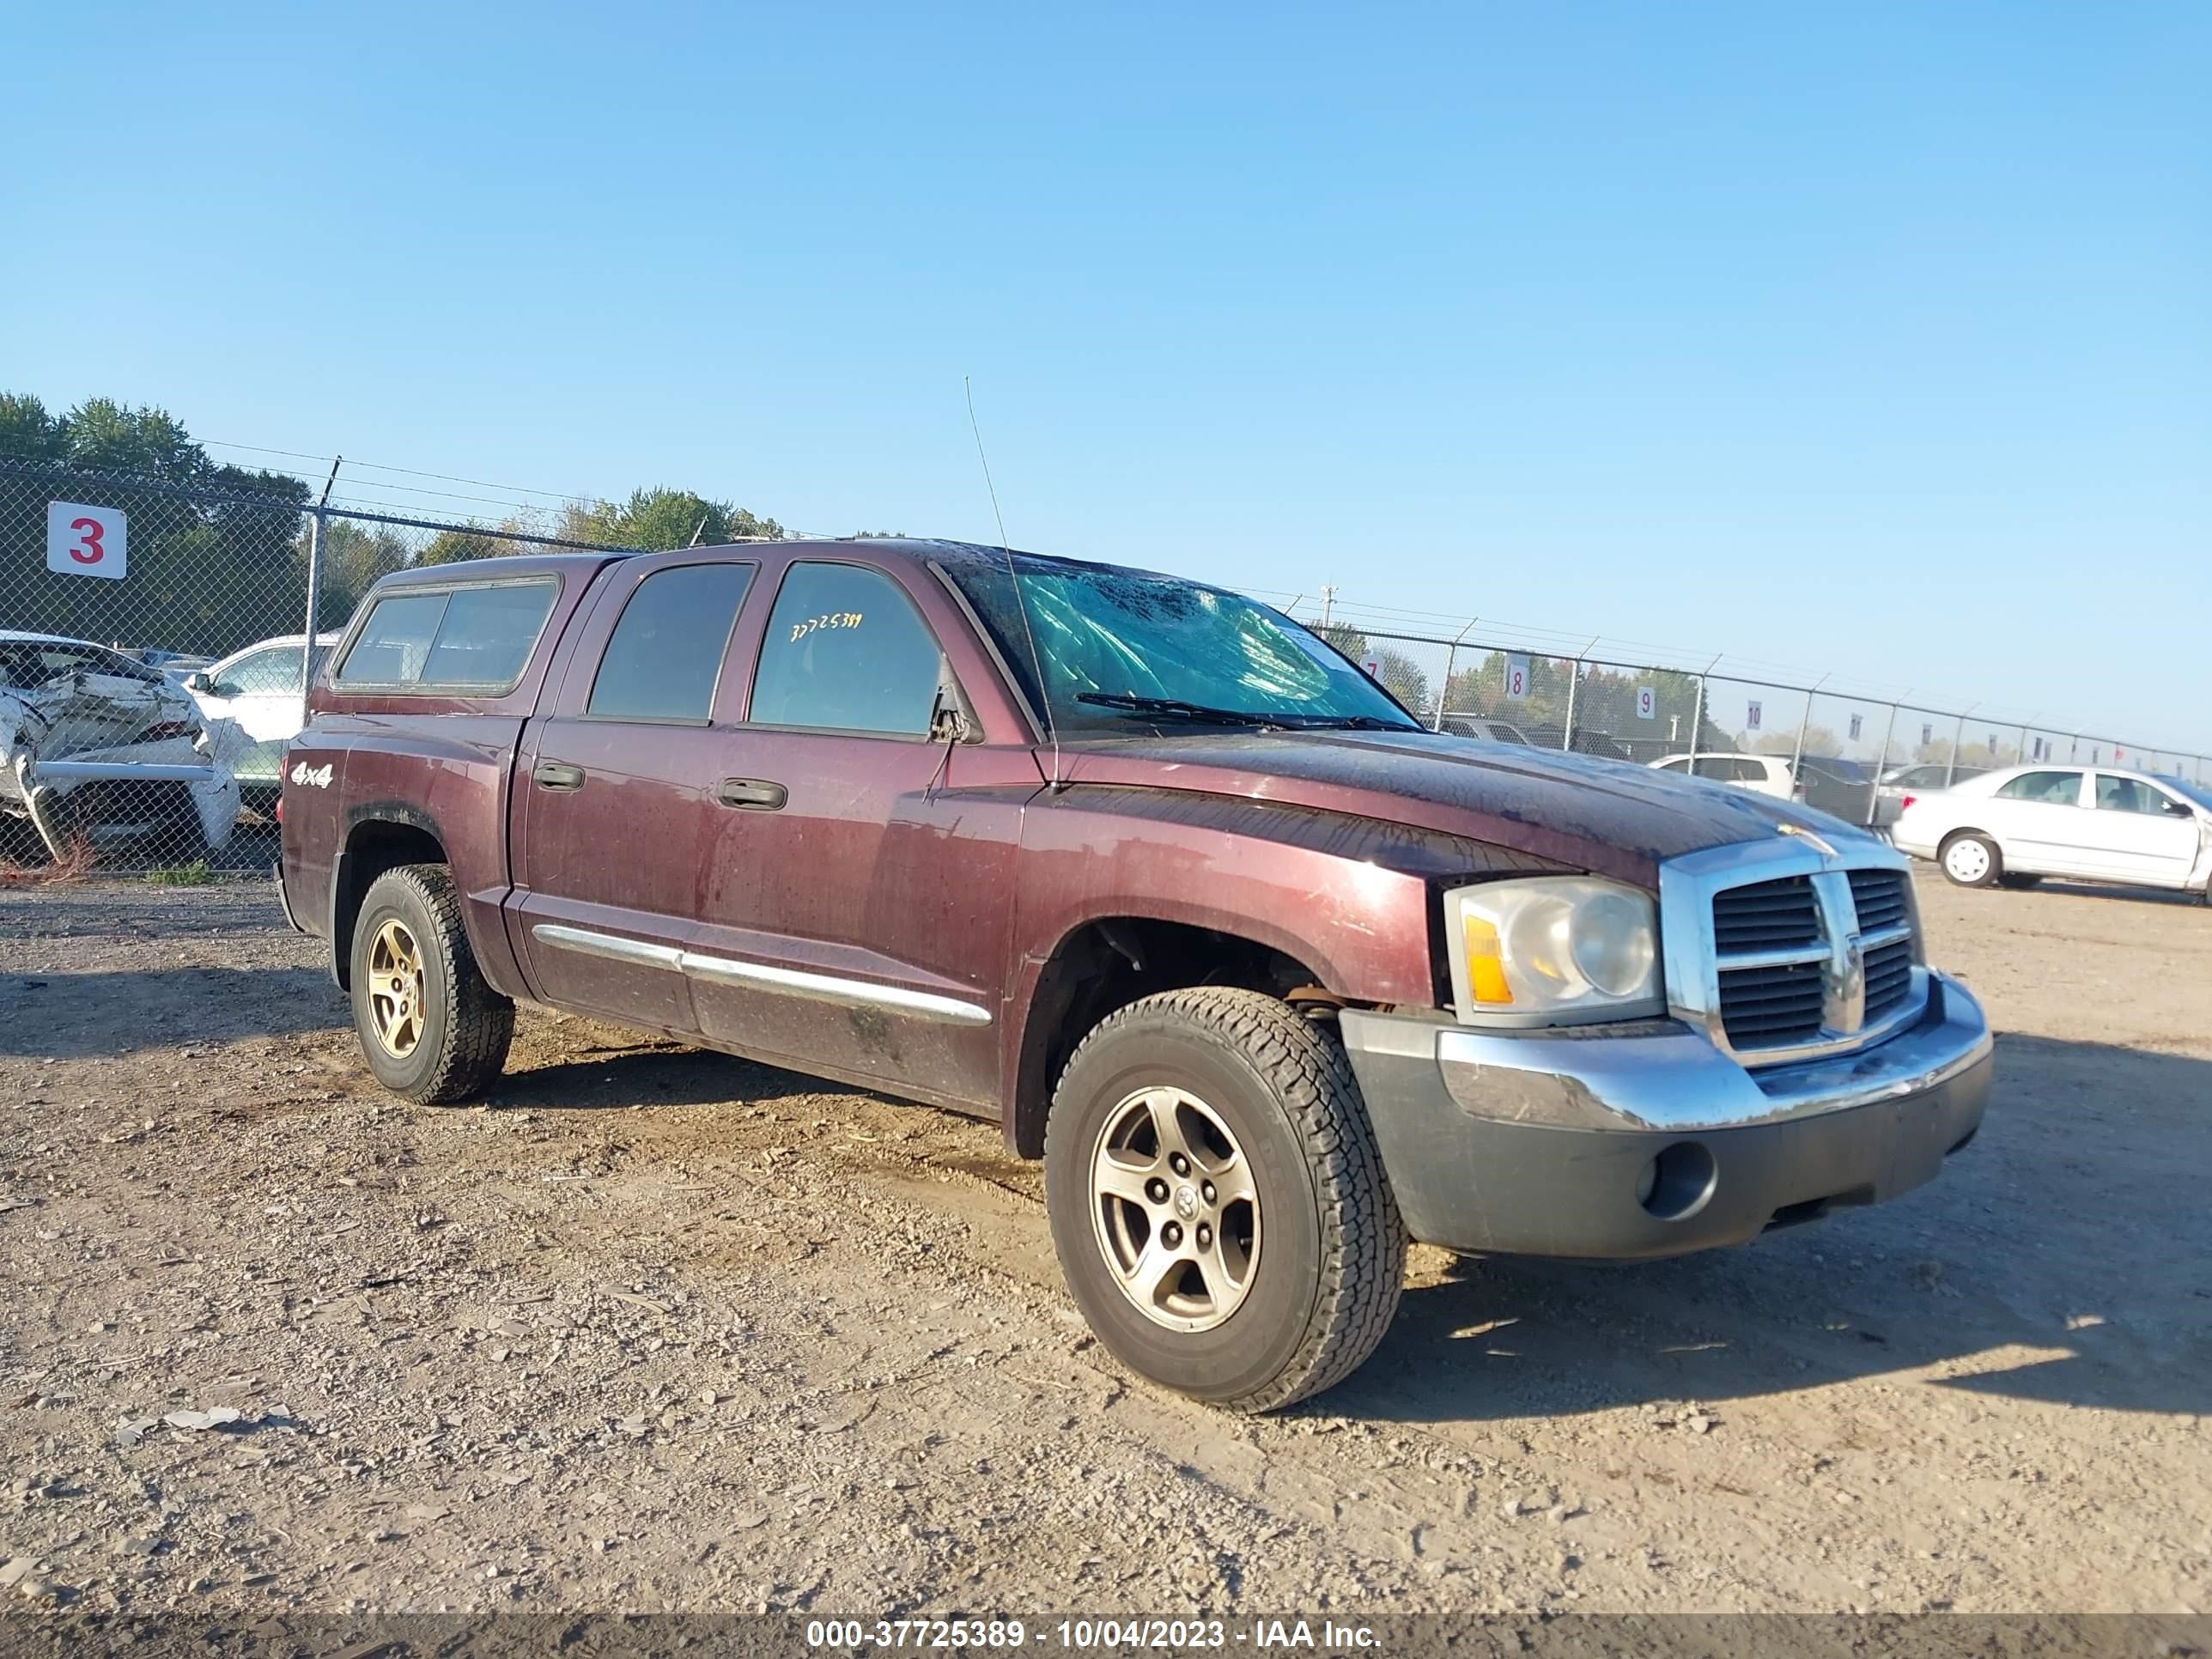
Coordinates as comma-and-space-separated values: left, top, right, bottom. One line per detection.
46, 501, 129, 580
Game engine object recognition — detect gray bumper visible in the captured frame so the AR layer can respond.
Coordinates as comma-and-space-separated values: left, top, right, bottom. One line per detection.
1338, 973, 1992, 1261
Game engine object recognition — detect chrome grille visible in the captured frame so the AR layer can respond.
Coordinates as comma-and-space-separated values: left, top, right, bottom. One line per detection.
1716, 959, 1826, 1046
1846, 869, 1910, 935
1711, 877, 1821, 952
1692, 851, 1926, 1063
1863, 936, 1915, 1020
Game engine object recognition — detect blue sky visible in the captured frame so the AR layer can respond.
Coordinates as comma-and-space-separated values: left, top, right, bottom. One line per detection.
6, 3, 2206, 747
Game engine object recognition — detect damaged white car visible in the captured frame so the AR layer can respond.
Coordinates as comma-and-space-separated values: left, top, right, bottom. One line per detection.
1, 631, 250, 860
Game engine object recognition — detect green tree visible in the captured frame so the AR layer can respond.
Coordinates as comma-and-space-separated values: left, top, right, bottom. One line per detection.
562, 488, 785, 550
307, 520, 412, 628
0, 392, 62, 460
417, 528, 506, 567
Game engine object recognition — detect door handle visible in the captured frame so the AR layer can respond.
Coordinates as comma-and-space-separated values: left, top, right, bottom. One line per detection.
533, 760, 586, 793
716, 777, 787, 811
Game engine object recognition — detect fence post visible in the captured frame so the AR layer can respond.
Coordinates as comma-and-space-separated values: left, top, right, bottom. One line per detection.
1434, 645, 1455, 732
1790, 673, 1828, 778
301, 507, 325, 730
301, 458, 342, 728
1871, 702, 1899, 826
1945, 704, 1975, 787
1687, 655, 1719, 780
1560, 636, 1596, 752
2014, 724, 2028, 768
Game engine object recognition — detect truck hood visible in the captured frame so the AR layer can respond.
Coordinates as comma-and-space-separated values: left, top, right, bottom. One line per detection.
1053, 729, 1882, 886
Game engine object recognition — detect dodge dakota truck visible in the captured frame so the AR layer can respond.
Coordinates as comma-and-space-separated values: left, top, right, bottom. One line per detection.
278, 539, 1992, 1411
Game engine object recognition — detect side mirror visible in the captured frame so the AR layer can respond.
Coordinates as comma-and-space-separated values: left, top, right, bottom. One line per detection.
184, 671, 210, 693
929, 672, 981, 744
2166, 799, 2194, 818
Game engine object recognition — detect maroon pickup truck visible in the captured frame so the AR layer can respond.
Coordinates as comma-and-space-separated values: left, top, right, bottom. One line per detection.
278, 538, 1991, 1410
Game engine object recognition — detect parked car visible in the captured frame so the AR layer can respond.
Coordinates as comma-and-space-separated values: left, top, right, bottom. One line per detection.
1871, 762, 1987, 828
1647, 752, 1802, 801
1892, 763, 2212, 893
0, 629, 245, 856
281, 543, 1990, 1412
1438, 715, 1533, 744
186, 634, 341, 801
1795, 757, 1876, 824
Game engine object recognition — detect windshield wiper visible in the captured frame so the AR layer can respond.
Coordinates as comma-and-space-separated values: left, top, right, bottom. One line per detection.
1267, 713, 1418, 732
1075, 693, 1279, 727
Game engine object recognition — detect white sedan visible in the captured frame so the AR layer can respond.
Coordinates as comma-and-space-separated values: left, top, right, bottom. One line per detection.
1892, 764, 2212, 893
1647, 752, 1802, 800
186, 634, 340, 796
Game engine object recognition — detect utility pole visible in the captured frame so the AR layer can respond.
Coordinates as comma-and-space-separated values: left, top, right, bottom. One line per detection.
1318, 586, 1336, 629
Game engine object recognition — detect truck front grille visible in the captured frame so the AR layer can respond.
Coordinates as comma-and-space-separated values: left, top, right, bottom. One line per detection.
1716, 958, 1826, 1046
1863, 936, 1915, 1020
1711, 877, 1821, 953
1707, 864, 1922, 1059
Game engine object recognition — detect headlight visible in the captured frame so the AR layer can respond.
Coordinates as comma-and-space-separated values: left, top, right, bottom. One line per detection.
1442, 877, 1662, 1026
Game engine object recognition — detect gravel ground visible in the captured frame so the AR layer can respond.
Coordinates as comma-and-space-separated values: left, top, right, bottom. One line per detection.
0, 869, 2206, 1619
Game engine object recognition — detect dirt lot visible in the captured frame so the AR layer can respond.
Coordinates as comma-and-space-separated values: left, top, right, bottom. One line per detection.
0, 870, 2207, 1619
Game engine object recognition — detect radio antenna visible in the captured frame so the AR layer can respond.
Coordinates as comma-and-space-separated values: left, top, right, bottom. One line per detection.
965, 375, 1059, 784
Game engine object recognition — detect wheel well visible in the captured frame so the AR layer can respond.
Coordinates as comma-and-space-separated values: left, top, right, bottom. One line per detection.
1010, 917, 1331, 1158
332, 820, 447, 989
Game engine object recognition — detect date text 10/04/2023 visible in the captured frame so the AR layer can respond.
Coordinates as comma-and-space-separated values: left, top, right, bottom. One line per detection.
802, 1620, 1380, 1650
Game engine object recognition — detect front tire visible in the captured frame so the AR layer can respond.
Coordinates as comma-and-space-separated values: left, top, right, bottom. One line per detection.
349, 863, 514, 1103
1043, 988, 1406, 1413
1939, 831, 2002, 888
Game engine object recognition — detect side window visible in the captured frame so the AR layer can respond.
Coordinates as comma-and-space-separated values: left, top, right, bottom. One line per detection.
1725, 758, 1765, 782
750, 563, 944, 736
226, 647, 302, 695
337, 592, 449, 684
337, 581, 556, 690
2094, 775, 2167, 815
422, 583, 557, 688
1996, 770, 2082, 805
588, 563, 756, 722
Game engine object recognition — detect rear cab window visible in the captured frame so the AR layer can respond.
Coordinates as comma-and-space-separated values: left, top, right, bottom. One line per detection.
335, 579, 558, 692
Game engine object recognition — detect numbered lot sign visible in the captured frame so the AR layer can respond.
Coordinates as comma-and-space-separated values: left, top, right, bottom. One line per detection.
1635, 685, 1656, 720
1504, 655, 1529, 700
1746, 700, 1762, 730
1362, 658, 1381, 678
1848, 713, 1863, 741
46, 501, 128, 580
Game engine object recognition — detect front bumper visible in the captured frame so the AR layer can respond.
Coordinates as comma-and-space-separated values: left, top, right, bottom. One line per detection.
1338, 972, 1992, 1261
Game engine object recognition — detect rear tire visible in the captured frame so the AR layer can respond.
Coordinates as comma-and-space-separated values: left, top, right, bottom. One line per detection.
349, 863, 514, 1103
1939, 831, 2002, 888
1043, 988, 1406, 1413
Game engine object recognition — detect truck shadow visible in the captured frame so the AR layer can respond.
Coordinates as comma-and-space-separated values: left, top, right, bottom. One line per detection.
1327, 1034, 2212, 1425
0, 967, 343, 1057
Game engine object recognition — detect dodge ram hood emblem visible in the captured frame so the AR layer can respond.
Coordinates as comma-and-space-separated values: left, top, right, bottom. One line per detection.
1778, 821, 1840, 859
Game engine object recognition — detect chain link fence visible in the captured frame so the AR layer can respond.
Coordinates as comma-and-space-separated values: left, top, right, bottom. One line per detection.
1303, 611, 2209, 831
1, 457, 637, 878
4, 454, 2206, 878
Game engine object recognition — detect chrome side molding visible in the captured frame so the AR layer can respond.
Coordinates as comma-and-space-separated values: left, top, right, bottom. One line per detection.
529, 923, 992, 1028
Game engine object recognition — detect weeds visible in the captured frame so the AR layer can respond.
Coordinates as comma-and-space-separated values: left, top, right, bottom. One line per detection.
143, 859, 216, 886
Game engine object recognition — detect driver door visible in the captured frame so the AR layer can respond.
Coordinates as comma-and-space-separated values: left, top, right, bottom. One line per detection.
2081, 773, 2201, 886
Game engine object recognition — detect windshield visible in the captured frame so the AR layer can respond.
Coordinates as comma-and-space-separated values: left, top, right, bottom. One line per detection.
940, 548, 1420, 736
